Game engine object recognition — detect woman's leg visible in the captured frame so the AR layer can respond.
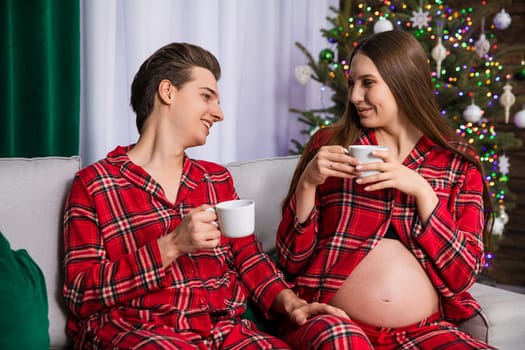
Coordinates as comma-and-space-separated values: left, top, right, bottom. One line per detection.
390, 321, 497, 350
357, 313, 497, 350
279, 314, 373, 350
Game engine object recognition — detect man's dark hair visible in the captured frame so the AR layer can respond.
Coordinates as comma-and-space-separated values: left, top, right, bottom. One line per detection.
130, 42, 221, 133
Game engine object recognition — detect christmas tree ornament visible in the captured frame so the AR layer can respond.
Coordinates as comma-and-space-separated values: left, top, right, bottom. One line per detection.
294, 65, 312, 85
327, 28, 339, 44
492, 216, 505, 236
319, 48, 335, 63
373, 18, 393, 33
431, 37, 447, 78
500, 82, 516, 124
463, 100, 483, 123
499, 154, 510, 175
410, 1, 431, 30
474, 33, 490, 58
493, 8, 512, 30
475, 18, 490, 58
513, 107, 525, 128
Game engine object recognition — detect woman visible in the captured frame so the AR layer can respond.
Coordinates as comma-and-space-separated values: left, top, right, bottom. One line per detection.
277, 30, 495, 349
63, 42, 346, 349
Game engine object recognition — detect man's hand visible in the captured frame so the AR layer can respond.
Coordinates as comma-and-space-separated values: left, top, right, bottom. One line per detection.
272, 289, 350, 326
158, 205, 221, 267
288, 301, 350, 326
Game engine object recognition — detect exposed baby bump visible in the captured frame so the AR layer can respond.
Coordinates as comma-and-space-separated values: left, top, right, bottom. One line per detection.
328, 239, 439, 328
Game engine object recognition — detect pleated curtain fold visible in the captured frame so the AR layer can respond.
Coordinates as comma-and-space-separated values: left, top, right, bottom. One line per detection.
0, 0, 80, 158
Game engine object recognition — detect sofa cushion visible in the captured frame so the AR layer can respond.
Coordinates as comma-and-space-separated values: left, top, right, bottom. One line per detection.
0, 156, 81, 349
0, 231, 50, 349
225, 156, 300, 252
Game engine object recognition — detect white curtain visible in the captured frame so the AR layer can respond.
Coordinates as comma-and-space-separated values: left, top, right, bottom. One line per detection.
80, 0, 339, 166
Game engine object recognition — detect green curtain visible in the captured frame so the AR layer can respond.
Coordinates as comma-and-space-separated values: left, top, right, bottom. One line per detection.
0, 0, 80, 157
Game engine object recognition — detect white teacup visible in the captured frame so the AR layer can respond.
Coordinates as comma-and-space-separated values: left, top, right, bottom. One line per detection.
209, 199, 255, 238
348, 145, 388, 177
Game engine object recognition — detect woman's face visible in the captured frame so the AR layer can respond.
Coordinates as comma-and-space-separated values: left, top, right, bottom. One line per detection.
348, 53, 401, 129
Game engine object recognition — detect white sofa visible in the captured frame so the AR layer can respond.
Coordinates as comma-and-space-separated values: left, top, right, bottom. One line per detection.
1, 155, 525, 349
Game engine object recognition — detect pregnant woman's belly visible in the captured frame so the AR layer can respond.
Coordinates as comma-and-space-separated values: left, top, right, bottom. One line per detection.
328, 238, 439, 328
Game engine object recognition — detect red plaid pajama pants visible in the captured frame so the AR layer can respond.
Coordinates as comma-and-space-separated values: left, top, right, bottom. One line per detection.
74, 318, 290, 349
280, 313, 497, 349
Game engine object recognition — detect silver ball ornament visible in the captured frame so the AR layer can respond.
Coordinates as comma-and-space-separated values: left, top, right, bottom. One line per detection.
493, 9, 512, 30
514, 108, 525, 128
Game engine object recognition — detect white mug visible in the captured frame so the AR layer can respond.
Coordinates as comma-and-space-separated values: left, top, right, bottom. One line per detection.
208, 199, 255, 238
348, 145, 388, 177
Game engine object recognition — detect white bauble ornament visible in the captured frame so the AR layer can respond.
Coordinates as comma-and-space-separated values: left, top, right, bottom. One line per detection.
493, 9, 512, 30
500, 83, 516, 124
294, 65, 312, 85
492, 216, 505, 236
513, 108, 525, 128
374, 18, 393, 33
463, 101, 483, 123
474, 33, 490, 58
431, 37, 447, 78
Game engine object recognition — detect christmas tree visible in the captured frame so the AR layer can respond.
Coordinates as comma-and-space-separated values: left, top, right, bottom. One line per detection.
291, 0, 524, 249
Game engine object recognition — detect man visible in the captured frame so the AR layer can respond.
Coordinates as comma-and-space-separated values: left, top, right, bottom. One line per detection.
63, 42, 346, 349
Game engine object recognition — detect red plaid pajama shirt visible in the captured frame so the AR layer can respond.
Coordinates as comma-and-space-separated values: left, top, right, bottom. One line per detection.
276, 129, 495, 349
63, 146, 291, 349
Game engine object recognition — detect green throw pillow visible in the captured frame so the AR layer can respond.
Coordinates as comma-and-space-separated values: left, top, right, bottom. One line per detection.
0, 231, 50, 349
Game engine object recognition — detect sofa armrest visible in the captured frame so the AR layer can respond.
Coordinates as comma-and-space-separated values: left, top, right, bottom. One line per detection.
458, 311, 488, 343
469, 282, 525, 349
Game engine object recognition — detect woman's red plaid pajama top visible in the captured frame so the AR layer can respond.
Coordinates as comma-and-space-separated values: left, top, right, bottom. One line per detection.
63, 146, 291, 349
276, 129, 491, 348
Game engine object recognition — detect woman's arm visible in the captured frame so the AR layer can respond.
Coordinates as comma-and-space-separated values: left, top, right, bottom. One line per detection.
413, 163, 485, 294
276, 144, 357, 275
276, 195, 319, 275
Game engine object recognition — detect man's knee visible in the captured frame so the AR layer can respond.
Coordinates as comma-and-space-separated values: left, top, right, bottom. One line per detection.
288, 315, 373, 349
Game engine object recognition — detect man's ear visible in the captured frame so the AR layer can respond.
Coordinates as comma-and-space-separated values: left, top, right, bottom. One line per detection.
158, 79, 174, 104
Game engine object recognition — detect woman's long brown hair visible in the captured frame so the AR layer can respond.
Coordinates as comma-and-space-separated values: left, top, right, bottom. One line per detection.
283, 30, 493, 246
